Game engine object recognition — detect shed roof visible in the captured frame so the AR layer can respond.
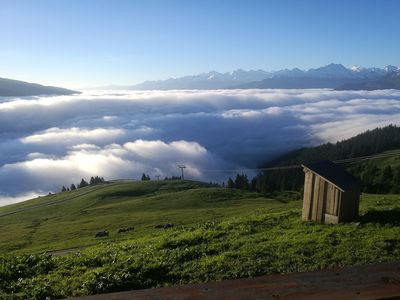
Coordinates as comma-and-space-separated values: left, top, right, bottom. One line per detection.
302, 160, 360, 192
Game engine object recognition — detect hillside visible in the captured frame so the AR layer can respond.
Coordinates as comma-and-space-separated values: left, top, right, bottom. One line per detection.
0, 180, 286, 254
1, 180, 400, 298
266, 125, 400, 167
0, 77, 79, 97
253, 125, 400, 193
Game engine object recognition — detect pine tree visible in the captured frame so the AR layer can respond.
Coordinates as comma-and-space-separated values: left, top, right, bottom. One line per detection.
380, 165, 393, 193
227, 177, 235, 188
141, 173, 150, 181
78, 178, 89, 188
391, 167, 400, 193
234, 174, 249, 190
61, 186, 67, 192
70, 184, 76, 190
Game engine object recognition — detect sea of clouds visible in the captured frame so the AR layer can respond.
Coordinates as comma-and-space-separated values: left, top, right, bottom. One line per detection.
1, 88, 400, 206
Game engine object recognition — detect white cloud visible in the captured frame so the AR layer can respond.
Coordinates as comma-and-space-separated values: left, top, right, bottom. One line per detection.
0, 89, 400, 206
70, 144, 101, 150
0, 192, 43, 207
0, 139, 226, 198
21, 127, 124, 145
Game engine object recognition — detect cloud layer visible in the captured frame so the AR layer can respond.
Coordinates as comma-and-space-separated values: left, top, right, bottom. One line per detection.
1, 88, 400, 205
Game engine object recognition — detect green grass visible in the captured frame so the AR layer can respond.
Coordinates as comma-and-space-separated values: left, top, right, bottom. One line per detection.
1, 180, 400, 299
348, 149, 400, 169
0, 180, 292, 254
375, 149, 400, 167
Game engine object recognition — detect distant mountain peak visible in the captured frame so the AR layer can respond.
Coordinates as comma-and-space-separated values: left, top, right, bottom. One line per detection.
384, 65, 399, 73
314, 63, 348, 72
324, 63, 346, 68
130, 63, 400, 90
351, 65, 364, 72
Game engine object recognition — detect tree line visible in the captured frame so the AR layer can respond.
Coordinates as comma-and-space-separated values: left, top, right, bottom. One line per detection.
61, 176, 105, 192
227, 163, 400, 195
60, 173, 187, 192
265, 125, 400, 167
349, 163, 400, 194
227, 125, 400, 194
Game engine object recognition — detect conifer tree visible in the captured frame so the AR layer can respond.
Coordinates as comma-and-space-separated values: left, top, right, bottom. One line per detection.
78, 178, 89, 188
227, 177, 235, 188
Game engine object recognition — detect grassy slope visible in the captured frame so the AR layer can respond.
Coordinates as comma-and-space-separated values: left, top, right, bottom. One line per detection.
1, 180, 400, 299
349, 149, 400, 168
0, 180, 292, 254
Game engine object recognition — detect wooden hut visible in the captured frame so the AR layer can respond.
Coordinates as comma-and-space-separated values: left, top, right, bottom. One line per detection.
302, 160, 360, 224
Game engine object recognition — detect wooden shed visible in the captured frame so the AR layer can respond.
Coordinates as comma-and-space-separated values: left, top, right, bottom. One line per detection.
302, 160, 360, 224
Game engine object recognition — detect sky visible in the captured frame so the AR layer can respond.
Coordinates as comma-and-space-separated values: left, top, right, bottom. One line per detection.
1, 0, 400, 88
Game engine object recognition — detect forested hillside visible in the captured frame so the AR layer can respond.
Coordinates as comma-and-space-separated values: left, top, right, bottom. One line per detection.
250, 125, 400, 194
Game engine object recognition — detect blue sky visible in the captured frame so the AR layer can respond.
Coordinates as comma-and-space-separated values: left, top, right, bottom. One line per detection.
1, 0, 399, 88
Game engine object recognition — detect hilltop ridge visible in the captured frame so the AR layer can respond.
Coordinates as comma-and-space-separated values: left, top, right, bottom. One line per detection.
0, 77, 79, 97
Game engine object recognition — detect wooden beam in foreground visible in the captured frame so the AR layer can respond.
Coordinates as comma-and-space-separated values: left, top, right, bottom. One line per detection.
72, 262, 400, 300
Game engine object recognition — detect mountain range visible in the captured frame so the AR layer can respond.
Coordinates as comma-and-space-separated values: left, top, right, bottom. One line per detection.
336, 69, 400, 90
0, 77, 79, 97
2, 64, 400, 95
131, 63, 400, 90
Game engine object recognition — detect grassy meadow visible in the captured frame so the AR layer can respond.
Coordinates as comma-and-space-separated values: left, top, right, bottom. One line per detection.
0, 180, 296, 254
1, 180, 400, 299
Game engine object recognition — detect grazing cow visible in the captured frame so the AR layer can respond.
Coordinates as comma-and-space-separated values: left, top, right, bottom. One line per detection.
117, 226, 134, 233
155, 223, 174, 229
95, 230, 109, 238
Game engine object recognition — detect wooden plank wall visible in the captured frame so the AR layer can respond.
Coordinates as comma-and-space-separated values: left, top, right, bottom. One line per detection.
316, 178, 326, 222
324, 184, 341, 218
311, 175, 320, 221
325, 184, 335, 215
302, 170, 314, 221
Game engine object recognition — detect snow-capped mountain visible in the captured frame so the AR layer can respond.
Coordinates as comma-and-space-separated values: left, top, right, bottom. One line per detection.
131, 69, 272, 90
130, 64, 400, 90
337, 68, 400, 90
384, 65, 399, 73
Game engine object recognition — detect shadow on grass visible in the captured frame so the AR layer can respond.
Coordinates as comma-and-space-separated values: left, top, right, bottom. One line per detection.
359, 208, 400, 225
